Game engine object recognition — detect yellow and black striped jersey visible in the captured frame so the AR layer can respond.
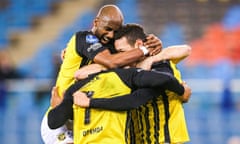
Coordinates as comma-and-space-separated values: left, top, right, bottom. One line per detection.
130, 60, 190, 144
47, 67, 185, 144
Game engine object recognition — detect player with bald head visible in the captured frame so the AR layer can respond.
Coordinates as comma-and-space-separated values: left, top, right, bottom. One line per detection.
92, 4, 123, 44
41, 4, 162, 144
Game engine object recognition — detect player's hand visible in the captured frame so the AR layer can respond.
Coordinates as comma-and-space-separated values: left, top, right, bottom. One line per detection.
73, 91, 90, 107
144, 34, 162, 56
180, 81, 192, 103
74, 69, 88, 80
61, 48, 66, 60
50, 86, 63, 108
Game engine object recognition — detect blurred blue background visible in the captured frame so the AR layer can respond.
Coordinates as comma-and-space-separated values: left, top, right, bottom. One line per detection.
0, 0, 240, 143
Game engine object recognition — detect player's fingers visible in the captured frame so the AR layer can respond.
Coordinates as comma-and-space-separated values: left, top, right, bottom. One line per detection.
73, 91, 79, 97
181, 81, 186, 85
73, 92, 80, 105
144, 34, 156, 46
61, 48, 66, 60
51, 86, 57, 97
149, 47, 161, 56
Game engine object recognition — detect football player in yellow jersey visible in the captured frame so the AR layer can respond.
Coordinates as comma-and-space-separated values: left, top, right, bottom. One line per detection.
48, 65, 189, 144
72, 24, 192, 144
48, 24, 191, 143
40, 4, 162, 144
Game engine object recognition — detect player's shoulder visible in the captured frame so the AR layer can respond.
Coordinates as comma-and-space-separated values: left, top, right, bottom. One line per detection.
75, 31, 100, 44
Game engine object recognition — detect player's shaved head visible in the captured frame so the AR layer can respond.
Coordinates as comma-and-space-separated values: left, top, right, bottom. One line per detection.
92, 5, 124, 44
96, 4, 123, 25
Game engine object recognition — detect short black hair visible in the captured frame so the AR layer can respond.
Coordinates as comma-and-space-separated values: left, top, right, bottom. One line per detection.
114, 23, 147, 47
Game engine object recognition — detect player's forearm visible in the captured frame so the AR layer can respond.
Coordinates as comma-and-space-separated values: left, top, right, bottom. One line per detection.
162, 78, 185, 95
75, 64, 107, 80
151, 45, 191, 64
48, 100, 73, 129
94, 48, 144, 69
47, 78, 93, 129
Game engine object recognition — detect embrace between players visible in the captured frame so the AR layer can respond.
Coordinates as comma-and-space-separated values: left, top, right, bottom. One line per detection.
40, 4, 192, 144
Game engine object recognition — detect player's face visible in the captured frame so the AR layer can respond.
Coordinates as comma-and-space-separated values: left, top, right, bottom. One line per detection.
95, 18, 122, 44
114, 37, 134, 52
115, 37, 139, 67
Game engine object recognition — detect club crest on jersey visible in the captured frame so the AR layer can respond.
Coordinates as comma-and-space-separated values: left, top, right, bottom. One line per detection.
86, 34, 99, 43
57, 133, 66, 141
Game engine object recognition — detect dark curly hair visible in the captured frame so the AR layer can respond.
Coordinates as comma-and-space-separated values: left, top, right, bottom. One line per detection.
114, 23, 147, 47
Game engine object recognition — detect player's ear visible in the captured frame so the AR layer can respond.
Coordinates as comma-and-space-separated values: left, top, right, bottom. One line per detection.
135, 39, 144, 49
93, 17, 99, 27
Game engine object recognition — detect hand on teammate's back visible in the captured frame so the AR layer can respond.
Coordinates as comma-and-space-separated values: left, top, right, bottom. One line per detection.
73, 91, 90, 107
60, 48, 66, 60
180, 81, 192, 103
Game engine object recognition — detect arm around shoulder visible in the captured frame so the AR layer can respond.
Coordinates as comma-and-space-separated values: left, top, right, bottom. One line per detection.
136, 44, 191, 70
93, 48, 144, 69
152, 44, 191, 64
74, 64, 107, 80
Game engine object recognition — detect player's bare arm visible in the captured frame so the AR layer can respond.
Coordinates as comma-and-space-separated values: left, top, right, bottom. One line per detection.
152, 44, 191, 64
93, 34, 162, 69
74, 64, 107, 80
136, 44, 192, 70
93, 48, 145, 69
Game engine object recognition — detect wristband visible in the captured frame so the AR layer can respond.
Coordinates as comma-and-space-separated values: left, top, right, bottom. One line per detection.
139, 46, 149, 56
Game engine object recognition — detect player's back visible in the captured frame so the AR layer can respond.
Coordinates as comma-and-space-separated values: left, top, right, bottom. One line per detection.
73, 72, 132, 144
130, 60, 190, 144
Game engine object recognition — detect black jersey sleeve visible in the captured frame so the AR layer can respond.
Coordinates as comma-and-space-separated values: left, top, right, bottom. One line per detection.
48, 99, 73, 129
115, 68, 184, 95
88, 70, 184, 111
90, 88, 159, 111
89, 68, 185, 111
47, 77, 93, 129
75, 32, 108, 60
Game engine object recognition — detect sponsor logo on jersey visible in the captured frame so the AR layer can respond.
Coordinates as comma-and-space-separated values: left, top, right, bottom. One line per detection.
86, 34, 99, 43
87, 43, 102, 52
82, 126, 103, 136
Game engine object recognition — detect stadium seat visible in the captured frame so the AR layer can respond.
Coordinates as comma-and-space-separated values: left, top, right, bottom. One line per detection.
0, 14, 9, 48
116, 0, 141, 23
222, 5, 240, 30
159, 22, 185, 47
